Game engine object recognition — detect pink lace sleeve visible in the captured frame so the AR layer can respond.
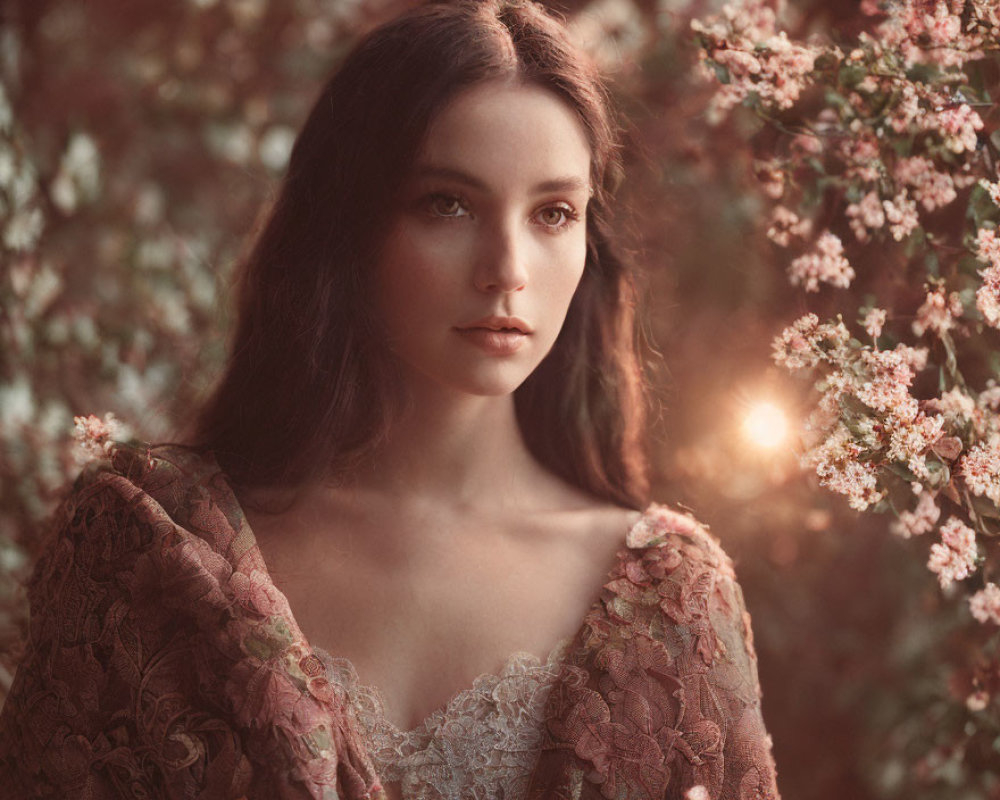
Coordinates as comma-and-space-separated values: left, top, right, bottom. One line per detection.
0, 444, 382, 800
0, 458, 257, 798
527, 505, 781, 800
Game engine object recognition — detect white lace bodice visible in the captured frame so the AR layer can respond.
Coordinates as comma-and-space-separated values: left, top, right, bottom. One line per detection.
313, 638, 572, 800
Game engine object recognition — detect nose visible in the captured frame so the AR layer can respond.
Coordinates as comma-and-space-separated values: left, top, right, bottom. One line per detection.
473, 218, 529, 294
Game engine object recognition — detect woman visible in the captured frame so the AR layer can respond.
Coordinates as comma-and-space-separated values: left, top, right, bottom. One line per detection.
0, 1, 781, 798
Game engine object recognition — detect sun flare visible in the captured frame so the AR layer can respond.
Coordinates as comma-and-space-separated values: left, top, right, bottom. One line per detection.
742, 401, 789, 450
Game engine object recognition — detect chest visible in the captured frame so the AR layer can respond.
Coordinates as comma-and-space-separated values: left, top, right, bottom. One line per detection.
247, 506, 633, 734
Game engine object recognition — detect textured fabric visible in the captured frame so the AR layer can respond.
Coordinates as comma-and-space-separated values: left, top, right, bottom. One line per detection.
0, 442, 781, 799
317, 637, 570, 799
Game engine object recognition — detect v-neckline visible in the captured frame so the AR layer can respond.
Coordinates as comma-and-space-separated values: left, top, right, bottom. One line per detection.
225, 482, 649, 737
311, 633, 575, 736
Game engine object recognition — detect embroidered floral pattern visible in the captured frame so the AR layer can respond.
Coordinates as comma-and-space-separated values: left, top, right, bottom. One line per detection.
316, 639, 570, 799
527, 509, 780, 800
0, 443, 780, 800
0, 443, 382, 800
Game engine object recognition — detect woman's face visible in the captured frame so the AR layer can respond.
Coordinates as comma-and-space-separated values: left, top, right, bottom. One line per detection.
374, 80, 592, 399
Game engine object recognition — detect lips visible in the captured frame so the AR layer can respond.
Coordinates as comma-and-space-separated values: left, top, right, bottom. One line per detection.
455, 315, 533, 334
455, 327, 528, 356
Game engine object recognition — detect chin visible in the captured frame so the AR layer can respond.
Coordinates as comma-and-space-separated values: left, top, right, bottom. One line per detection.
446, 367, 533, 398
392, 345, 549, 400
413, 357, 539, 399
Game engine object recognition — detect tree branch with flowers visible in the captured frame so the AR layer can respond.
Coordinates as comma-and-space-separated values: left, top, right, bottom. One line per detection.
692, 0, 1000, 712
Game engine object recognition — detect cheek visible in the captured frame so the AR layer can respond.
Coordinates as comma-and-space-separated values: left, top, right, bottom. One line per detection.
537, 236, 588, 316
375, 229, 457, 328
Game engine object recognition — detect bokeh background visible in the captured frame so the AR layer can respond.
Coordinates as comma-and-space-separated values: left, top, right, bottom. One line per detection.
1, 0, 996, 797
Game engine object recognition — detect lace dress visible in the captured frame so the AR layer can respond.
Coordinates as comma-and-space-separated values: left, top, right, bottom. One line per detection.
0, 442, 782, 799
315, 637, 572, 800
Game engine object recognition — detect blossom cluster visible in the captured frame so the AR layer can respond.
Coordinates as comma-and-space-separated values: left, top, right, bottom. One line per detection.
698, 0, 1000, 653
975, 225, 1000, 327
72, 413, 130, 465
969, 582, 1000, 624
690, 0, 822, 117
787, 232, 855, 293
927, 517, 978, 588
694, 0, 1000, 311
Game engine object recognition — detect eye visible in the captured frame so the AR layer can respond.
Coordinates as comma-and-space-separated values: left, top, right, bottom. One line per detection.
425, 193, 470, 218
533, 203, 580, 230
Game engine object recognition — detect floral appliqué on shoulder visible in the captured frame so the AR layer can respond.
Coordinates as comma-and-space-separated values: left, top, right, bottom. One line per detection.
526, 503, 780, 800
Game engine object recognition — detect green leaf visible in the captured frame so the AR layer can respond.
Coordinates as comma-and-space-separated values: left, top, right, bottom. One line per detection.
968, 185, 1000, 228
711, 61, 731, 86
839, 63, 867, 87
887, 462, 919, 482
824, 89, 851, 113
925, 248, 940, 277
990, 350, 1000, 378
838, 392, 877, 418
958, 253, 985, 276
941, 331, 962, 384
889, 137, 914, 158
905, 226, 927, 260
969, 492, 1000, 522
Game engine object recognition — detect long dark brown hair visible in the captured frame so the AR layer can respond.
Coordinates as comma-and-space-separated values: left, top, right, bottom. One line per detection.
182, 0, 650, 509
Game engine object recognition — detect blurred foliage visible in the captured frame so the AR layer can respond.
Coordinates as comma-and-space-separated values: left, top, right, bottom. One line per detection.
3, 0, 999, 798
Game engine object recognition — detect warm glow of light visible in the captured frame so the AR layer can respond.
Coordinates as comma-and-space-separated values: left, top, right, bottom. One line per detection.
742, 402, 789, 450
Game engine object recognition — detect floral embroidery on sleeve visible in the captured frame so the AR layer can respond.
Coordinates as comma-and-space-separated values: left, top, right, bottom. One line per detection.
0, 443, 384, 800
527, 504, 781, 800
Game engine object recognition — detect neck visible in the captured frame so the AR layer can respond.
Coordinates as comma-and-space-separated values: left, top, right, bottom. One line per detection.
345, 375, 553, 514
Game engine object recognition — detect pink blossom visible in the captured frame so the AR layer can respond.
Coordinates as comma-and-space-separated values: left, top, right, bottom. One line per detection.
960, 438, 1000, 505
840, 137, 882, 183
953, 165, 979, 189
802, 381, 848, 450
685, 787, 710, 800
927, 517, 978, 588
72, 412, 128, 464
893, 343, 930, 373
912, 285, 963, 337
856, 348, 922, 416
692, 2, 821, 115
788, 232, 855, 292
920, 2, 962, 46
887, 412, 946, 480
888, 85, 922, 134
771, 313, 850, 370
882, 191, 920, 241
791, 133, 823, 156
755, 164, 785, 199
969, 583, 1000, 624
712, 48, 761, 78
767, 205, 812, 246
933, 103, 983, 154
893, 156, 957, 211
802, 424, 886, 511
847, 191, 886, 242
878, 0, 987, 68
856, 75, 878, 93
926, 386, 977, 422
975, 227, 1000, 269
966, 690, 990, 711
970, 0, 1000, 28
980, 178, 1000, 207
890, 488, 941, 538
975, 266, 1000, 328
978, 380, 1000, 412
864, 307, 887, 339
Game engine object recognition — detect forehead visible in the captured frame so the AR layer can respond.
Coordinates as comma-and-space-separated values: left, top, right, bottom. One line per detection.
413, 81, 592, 189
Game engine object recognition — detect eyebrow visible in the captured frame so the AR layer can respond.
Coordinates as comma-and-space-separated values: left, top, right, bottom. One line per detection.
411, 164, 591, 195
